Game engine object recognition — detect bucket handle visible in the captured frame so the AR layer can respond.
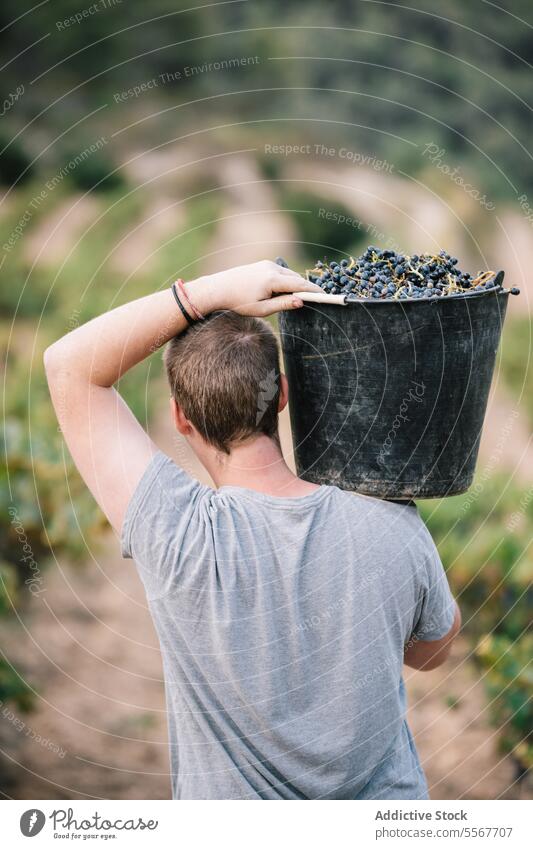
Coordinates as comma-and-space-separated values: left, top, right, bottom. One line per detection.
292, 291, 348, 305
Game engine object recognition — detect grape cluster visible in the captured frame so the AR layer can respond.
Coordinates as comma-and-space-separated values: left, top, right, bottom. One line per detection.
301, 247, 505, 301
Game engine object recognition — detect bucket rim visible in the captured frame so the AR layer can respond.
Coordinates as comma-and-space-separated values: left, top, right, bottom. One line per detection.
334, 287, 510, 307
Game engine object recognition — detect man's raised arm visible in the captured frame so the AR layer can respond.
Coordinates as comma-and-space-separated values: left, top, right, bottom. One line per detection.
44, 261, 317, 535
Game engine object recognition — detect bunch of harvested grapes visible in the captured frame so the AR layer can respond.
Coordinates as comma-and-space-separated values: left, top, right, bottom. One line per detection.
278, 247, 518, 301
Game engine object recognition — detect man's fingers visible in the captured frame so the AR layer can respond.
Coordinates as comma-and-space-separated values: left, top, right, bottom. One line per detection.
272, 271, 322, 293
256, 294, 305, 316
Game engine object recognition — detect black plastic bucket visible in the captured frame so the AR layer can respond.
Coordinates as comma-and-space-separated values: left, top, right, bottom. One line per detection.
278, 289, 510, 499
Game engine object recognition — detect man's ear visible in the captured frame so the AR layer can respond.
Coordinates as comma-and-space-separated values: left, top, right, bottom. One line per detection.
169, 397, 193, 436
278, 373, 289, 413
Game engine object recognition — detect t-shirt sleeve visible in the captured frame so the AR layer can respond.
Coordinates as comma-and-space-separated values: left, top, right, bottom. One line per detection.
412, 534, 457, 642
121, 451, 210, 600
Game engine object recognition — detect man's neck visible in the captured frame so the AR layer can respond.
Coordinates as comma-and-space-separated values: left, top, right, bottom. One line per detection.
205, 435, 320, 497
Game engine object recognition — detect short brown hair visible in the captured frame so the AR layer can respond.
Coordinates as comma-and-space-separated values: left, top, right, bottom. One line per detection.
163, 311, 281, 453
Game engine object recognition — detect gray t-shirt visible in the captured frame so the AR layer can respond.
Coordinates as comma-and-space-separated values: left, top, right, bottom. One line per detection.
121, 451, 456, 800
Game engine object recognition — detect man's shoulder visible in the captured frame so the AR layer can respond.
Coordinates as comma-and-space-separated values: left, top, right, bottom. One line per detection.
334, 486, 421, 519
331, 486, 434, 552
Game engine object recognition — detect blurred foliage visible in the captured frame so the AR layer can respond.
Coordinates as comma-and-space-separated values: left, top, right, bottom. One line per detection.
420, 479, 533, 771
0, 183, 67, 318
0, 339, 109, 708
0, 561, 18, 616
0, 659, 33, 712
63, 149, 126, 194
279, 188, 367, 263
0, 135, 34, 187
477, 634, 533, 774
499, 317, 533, 428
1, 0, 532, 199
0, 185, 219, 707
1, 414, 108, 566
152, 192, 223, 286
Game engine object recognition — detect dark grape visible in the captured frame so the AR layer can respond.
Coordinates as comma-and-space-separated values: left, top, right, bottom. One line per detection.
304, 248, 507, 302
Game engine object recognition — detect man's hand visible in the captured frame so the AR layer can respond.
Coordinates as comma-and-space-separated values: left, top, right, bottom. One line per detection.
186, 260, 322, 317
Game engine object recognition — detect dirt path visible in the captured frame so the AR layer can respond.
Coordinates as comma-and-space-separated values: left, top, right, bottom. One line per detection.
491, 210, 533, 316
405, 639, 529, 800
23, 195, 101, 267
0, 537, 171, 800
287, 160, 533, 315
110, 196, 185, 277
0, 413, 210, 801
479, 385, 533, 486
202, 154, 298, 272
288, 160, 461, 261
